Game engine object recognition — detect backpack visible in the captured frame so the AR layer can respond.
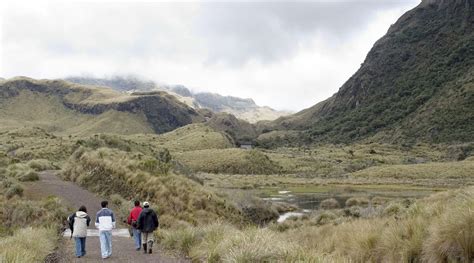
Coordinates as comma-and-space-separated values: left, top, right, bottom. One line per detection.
131, 219, 138, 228
68, 213, 75, 238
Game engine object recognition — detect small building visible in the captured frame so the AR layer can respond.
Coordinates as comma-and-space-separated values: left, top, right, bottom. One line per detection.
240, 144, 253, 150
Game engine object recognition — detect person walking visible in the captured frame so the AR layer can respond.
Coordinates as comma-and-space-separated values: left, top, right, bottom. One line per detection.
95, 200, 116, 259
137, 201, 159, 254
67, 205, 91, 258
127, 200, 143, 251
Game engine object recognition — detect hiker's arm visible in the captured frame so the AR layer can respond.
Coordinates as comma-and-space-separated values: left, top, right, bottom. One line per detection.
95, 213, 100, 228
86, 215, 91, 227
153, 212, 159, 228
111, 211, 116, 228
127, 211, 132, 225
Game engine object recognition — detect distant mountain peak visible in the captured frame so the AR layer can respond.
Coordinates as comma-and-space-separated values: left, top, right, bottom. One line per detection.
65, 76, 290, 123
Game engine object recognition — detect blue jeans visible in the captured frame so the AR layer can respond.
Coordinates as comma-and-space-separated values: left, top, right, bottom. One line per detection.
132, 228, 141, 249
74, 237, 86, 257
99, 231, 112, 258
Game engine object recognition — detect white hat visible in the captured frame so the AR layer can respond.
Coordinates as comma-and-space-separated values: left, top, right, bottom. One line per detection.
143, 201, 150, 207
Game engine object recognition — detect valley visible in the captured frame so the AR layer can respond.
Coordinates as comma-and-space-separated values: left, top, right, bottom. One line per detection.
1, 0, 473, 262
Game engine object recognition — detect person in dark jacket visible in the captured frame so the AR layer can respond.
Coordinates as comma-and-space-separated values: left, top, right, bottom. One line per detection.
127, 200, 143, 251
67, 205, 91, 258
137, 201, 159, 254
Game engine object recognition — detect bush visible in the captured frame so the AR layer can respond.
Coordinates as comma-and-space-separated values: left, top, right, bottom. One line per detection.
320, 198, 340, 210
422, 197, 474, 262
27, 159, 56, 171
383, 203, 405, 217
5, 184, 24, 199
0, 227, 56, 262
18, 170, 39, 182
313, 211, 338, 225
345, 197, 370, 207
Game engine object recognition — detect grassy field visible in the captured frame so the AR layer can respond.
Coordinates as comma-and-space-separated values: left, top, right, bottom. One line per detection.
0, 90, 155, 136
158, 186, 474, 262
0, 120, 473, 261
0, 150, 69, 262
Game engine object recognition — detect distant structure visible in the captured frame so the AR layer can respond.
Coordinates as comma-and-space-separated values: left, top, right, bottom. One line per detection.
239, 142, 254, 150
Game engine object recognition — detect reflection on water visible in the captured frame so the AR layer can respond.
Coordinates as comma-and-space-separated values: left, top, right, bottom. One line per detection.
270, 187, 437, 223
277, 212, 304, 223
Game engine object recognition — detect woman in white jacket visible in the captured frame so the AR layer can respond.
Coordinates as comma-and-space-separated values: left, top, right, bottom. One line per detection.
68, 205, 91, 258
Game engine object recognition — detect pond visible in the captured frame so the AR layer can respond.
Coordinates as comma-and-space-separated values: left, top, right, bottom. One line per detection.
261, 185, 441, 222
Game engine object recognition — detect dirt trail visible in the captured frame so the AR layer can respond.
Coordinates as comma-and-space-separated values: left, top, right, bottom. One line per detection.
26, 171, 187, 263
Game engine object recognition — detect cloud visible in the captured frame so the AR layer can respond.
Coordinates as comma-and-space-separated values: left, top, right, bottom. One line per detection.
196, 1, 414, 66
0, 0, 420, 110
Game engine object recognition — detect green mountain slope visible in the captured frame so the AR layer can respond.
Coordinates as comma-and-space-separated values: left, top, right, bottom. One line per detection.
0, 77, 204, 135
263, 0, 474, 145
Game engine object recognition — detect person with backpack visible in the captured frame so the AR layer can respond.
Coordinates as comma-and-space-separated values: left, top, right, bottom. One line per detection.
95, 200, 116, 259
127, 200, 143, 251
67, 205, 91, 258
137, 201, 159, 254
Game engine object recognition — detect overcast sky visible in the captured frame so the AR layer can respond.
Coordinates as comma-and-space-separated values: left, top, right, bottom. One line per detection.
0, 0, 420, 111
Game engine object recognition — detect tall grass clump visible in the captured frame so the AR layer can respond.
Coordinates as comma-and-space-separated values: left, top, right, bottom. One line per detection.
422, 191, 474, 262
26, 159, 56, 171
175, 148, 281, 175
62, 147, 247, 226
0, 227, 56, 263
160, 223, 296, 262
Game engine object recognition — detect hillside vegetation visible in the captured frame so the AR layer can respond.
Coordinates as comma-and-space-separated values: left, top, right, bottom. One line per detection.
66, 76, 290, 123
0, 77, 204, 135
263, 0, 474, 145
159, 186, 474, 262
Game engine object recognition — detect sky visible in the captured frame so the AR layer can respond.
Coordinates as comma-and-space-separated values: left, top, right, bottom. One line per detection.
0, 0, 420, 111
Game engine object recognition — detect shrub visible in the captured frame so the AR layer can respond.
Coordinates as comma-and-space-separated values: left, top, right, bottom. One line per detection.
313, 211, 338, 225
422, 196, 474, 262
344, 206, 362, 218
383, 203, 405, 217
0, 227, 56, 262
159, 227, 201, 255
18, 170, 39, 182
320, 198, 340, 210
345, 197, 370, 207
27, 159, 56, 171
5, 184, 24, 199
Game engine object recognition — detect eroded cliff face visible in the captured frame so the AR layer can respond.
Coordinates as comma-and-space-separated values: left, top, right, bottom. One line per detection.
0, 77, 205, 134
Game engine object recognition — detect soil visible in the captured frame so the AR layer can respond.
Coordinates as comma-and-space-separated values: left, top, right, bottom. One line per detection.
25, 171, 188, 263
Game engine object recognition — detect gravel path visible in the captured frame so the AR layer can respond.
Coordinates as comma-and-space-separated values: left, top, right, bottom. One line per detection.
26, 171, 188, 263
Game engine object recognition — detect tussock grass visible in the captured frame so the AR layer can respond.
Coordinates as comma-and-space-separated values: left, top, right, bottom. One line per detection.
175, 148, 281, 175
62, 147, 247, 226
160, 223, 297, 262
353, 158, 474, 179
0, 227, 56, 263
320, 198, 340, 209
422, 191, 474, 262
345, 197, 369, 207
27, 159, 57, 171
158, 187, 474, 262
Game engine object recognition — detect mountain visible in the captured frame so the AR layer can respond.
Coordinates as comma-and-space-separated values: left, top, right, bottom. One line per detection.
0, 77, 204, 135
65, 76, 290, 123
260, 0, 474, 146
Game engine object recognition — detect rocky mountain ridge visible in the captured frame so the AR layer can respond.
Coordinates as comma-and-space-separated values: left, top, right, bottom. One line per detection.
65, 76, 290, 123
260, 0, 473, 146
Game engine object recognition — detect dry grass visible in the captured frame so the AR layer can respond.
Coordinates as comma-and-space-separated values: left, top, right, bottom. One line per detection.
0, 227, 57, 263
157, 187, 474, 262
353, 158, 474, 179
124, 123, 233, 152
62, 147, 247, 226
175, 148, 281, 175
